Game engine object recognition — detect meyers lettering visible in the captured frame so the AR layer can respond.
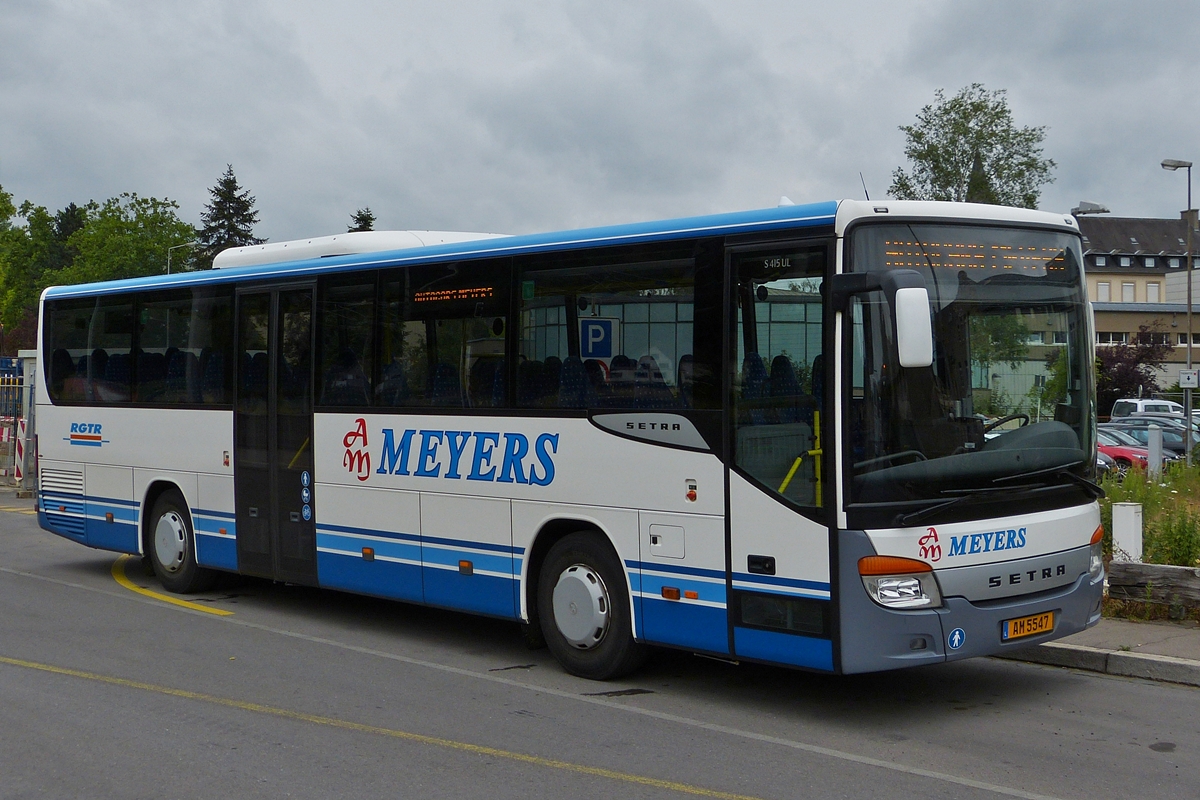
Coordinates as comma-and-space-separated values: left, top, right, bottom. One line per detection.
373, 427, 558, 486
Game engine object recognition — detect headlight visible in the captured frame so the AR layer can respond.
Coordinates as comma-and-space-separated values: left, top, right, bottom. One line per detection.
1089, 525, 1105, 583
859, 556, 942, 609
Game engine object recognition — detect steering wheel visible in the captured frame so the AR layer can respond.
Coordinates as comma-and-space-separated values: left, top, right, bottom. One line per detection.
984, 413, 1030, 433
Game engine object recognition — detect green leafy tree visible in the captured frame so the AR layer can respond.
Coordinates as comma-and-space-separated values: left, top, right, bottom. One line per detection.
195, 165, 265, 268
0, 184, 15, 231
0, 196, 85, 351
57, 194, 195, 285
348, 207, 376, 233
890, 84, 1056, 209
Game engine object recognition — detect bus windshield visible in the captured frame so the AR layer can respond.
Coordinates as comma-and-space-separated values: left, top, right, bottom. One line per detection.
846, 223, 1095, 517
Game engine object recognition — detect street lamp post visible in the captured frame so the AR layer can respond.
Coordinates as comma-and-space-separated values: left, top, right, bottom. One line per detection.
167, 240, 200, 275
1163, 158, 1194, 465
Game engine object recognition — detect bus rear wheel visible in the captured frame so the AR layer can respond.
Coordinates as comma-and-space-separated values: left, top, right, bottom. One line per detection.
537, 532, 646, 680
148, 493, 217, 594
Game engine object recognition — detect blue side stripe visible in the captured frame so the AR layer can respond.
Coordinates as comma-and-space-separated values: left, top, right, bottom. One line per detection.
732, 572, 830, 592
422, 533, 524, 556
625, 559, 726, 581
422, 547, 513, 575
317, 522, 420, 544
317, 532, 421, 563
193, 507, 236, 520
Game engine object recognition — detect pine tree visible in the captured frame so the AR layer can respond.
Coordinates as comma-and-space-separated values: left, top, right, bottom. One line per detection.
195, 165, 265, 268
348, 207, 376, 233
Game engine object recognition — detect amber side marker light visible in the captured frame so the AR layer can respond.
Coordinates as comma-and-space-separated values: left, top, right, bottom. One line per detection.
858, 555, 933, 576
1089, 525, 1105, 581
858, 555, 941, 609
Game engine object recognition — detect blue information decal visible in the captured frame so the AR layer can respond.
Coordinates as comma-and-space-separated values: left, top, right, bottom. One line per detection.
302, 487, 311, 503
947, 627, 966, 650
579, 318, 620, 360
301, 471, 311, 488
302, 504, 312, 521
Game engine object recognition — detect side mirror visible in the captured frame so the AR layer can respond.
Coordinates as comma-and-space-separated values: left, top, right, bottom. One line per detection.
893, 287, 933, 367
829, 268, 934, 368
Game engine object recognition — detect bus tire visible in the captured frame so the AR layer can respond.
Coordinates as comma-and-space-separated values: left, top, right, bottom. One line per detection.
537, 532, 646, 680
148, 493, 217, 594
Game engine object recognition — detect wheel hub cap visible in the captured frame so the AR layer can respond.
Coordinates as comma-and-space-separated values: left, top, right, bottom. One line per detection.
552, 564, 610, 649
154, 512, 187, 574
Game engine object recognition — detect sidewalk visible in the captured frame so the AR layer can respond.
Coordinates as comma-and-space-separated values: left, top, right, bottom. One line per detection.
997, 616, 1200, 687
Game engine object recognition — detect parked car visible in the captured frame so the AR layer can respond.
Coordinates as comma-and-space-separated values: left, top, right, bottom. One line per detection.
1097, 450, 1115, 480
1129, 411, 1200, 432
1110, 414, 1200, 439
1110, 398, 1186, 417
1101, 421, 1195, 456
1096, 429, 1165, 475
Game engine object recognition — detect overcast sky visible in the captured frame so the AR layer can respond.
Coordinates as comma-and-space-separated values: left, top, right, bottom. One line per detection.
2, 1, 1198, 243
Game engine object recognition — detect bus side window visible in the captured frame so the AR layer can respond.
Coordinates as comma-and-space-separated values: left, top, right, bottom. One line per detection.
135, 288, 232, 406
377, 259, 509, 409
517, 248, 696, 411
317, 278, 375, 408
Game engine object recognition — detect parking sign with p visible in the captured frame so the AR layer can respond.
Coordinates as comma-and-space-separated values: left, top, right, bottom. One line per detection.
579, 318, 620, 360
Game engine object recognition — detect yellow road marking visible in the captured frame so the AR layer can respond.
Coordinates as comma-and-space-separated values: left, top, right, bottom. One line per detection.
0, 505, 37, 515
110, 555, 234, 616
0, 654, 765, 800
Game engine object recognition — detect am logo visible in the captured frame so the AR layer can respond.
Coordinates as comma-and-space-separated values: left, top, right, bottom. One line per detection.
343, 418, 371, 481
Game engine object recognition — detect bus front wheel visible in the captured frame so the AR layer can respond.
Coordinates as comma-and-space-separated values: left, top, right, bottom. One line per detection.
537, 532, 646, 680
148, 493, 217, 594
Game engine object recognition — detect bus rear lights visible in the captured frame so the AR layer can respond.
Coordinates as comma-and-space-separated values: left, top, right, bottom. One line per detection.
361, 547, 375, 562
1089, 525, 1105, 582
459, 560, 473, 575
858, 555, 942, 609
661, 587, 681, 600
105, 512, 114, 523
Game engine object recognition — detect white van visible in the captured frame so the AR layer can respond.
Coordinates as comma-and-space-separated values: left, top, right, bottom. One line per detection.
1110, 398, 1185, 417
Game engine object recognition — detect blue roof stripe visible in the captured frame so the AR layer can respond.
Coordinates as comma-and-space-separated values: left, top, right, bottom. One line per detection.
43, 202, 838, 299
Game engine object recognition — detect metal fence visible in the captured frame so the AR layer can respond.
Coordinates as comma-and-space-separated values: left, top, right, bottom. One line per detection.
0, 372, 22, 485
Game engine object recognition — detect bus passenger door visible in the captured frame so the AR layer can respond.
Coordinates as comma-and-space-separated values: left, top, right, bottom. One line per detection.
234, 286, 319, 585
726, 244, 835, 672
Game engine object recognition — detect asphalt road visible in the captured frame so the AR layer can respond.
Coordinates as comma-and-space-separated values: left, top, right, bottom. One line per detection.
0, 503, 1196, 800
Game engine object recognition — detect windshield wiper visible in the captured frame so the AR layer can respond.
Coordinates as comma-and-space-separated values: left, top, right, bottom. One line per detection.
896, 461, 1103, 527
992, 460, 1104, 499
896, 486, 1011, 527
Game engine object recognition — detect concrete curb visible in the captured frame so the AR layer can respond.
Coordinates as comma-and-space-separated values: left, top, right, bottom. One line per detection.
995, 642, 1200, 687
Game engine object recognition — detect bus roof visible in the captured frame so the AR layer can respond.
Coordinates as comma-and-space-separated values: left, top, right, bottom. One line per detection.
41, 200, 1077, 300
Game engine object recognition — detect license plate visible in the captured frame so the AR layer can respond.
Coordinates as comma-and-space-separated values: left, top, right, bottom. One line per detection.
1002, 611, 1054, 641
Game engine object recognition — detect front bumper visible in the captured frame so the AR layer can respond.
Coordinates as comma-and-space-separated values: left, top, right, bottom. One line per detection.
838, 529, 1103, 674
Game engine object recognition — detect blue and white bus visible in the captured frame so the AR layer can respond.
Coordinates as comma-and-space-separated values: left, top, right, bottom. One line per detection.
36, 200, 1105, 679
